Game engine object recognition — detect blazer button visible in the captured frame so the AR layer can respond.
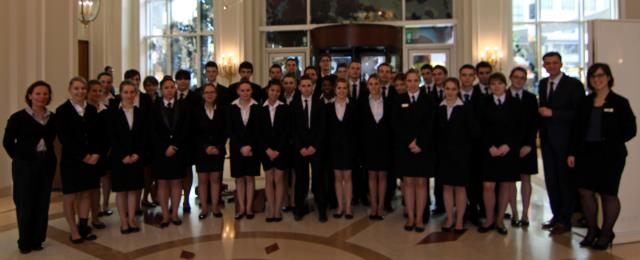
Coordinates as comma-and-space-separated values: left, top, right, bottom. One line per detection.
170, 135, 173, 139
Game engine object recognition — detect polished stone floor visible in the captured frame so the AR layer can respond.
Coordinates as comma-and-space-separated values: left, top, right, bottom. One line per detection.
1, 164, 638, 259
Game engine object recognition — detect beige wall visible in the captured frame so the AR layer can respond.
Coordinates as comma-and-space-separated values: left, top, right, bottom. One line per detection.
622, 0, 640, 19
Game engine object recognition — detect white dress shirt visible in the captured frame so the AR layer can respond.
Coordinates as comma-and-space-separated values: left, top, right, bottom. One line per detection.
25, 106, 51, 152
335, 99, 349, 121
301, 95, 313, 128
263, 100, 283, 126
369, 95, 384, 123
119, 104, 135, 130
493, 94, 506, 106
71, 99, 87, 117
232, 98, 258, 126
440, 98, 464, 120
205, 104, 216, 120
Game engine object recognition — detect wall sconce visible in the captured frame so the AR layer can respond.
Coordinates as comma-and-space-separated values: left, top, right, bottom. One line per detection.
78, 0, 101, 26
480, 47, 503, 71
220, 54, 238, 84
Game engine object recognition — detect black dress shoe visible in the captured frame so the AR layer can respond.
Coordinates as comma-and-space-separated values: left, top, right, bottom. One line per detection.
159, 222, 170, 228
31, 244, 44, 251
235, 213, 245, 220
496, 226, 508, 235
213, 212, 223, 218
414, 226, 426, 233
19, 248, 32, 254
345, 214, 354, 220
246, 213, 255, 220
478, 224, 495, 233
404, 225, 414, 232
92, 222, 106, 229
519, 219, 530, 227
199, 213, 208, 220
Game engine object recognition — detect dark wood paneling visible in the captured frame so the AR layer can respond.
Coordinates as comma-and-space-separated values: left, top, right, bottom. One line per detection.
78, 40, 89, 79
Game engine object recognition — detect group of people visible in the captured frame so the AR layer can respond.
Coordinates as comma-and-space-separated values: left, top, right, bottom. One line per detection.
3, 51, 636, 255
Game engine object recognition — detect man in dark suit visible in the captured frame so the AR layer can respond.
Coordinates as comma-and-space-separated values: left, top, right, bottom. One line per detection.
303, 66, 323, 100
291, 76, 328, 222
347, 59, 370, 207
197, 61, 231, 106
229, 61, 264, 103
458, 64, 485, 226
377, 63, 397, 211
174, 69, 200, 213
537, 52, 585, 235
318, 53, 333, 78
473, 61, 493, 96
420, 64, 435, 93
429, 65, 447, 103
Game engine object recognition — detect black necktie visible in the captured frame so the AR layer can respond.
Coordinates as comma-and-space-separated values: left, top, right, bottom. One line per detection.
497, 99, 502, 106
438, 89, 443, 99
179, 93, 185, 100
352, 84, 357, 98
166, 102, 174, 127
411, 95, 416, 104
548, 81, 555, 103
464, 94, 470, 104
382, 86, 387, 99
303, 99, 309, 129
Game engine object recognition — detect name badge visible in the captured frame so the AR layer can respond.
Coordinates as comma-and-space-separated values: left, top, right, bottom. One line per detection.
401, 103, 410, 108
604, 108, 614, 113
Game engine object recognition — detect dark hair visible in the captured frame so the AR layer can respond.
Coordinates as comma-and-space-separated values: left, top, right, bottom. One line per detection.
349, 59, 362, 65
587, 63, 614, 91
318, 53, 331, 61
304, 66, 317, 74
475, 61, 493, 72
433, 65, 448, 75
237, 80, 253, 92
336, 63, 348, 69
367, 73, 381, 83
160, 76, 175, 87
420, 64, 433, 71
266, 79, 283, 91
542, 52, 563, 62
87, 79, 102, 91
143, 76, 159, 86
97, 72, 112, 80
286, 58, 298, 64
205, 61, 218, 70
459, 64, 476, 73
405, 69, 420, 79
175, 69, 191, 80
443, 77, 461, 89
283, 73, 298, 82
509, 67, 528, 78
299, 75, 313, 84
25, 80, 52, 106
119, 80, 137, 93
335, 78, 349, 87
377, 63, 392, 72
393, 73, 406, 82
238, 61, 254, 72
124, 69, 140, 80
488, 72, 508, 85
270, 64, 282, 71
104, 66, 113, 72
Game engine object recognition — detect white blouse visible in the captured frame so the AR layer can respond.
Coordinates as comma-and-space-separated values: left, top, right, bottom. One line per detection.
232, 98, 258, 125
263, 100, 283, 126
369, 95, 384, 123
335, 99, 349, 121
439, 98, 464, 120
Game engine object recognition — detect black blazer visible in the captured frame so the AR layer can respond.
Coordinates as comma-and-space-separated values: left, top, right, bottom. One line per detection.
3, 109, 57, 161
357, 96, 393, 166
569, 91, 637, 157
107, 106, 146, 163
510, 89, 540, 150
108, 93, 153, 112
435, 103, 478, 154
538, 74, 585, 150
195, 84, 232, 107
226, 103, 261, 156
326, 100, 357, 152
473, 84, 491, 96
56, 101, 100, 164
290, 95, 327, 151
348, 79, 369, 104
193, 104, 227, 158
428, 87, 445, 103
382, 83, 398, 103
150, 99, 189, 152
258, 103, 290, 154
391, 89, 436, 151
477, 95, 524, 151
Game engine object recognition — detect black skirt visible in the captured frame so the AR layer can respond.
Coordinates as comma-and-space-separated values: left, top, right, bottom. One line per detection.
436, 148, 472, 186
152, 148, 187, 180
195, 154, 225, 173
261, 147, 289, 171
60, 159, 100, 194
576, 142, 625, 196
394, 147, 433, 178
230, 152, 260, 178
518, 147, 539, 175
111, 159, 144, 192
482, 150, 520, 182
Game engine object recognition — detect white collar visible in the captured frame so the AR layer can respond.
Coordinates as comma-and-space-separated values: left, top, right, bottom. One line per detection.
263, 100, 284, 107
493, 94, 506, 103
460, 87, 474, 95
163, 98, 176, 106
369, 94, 383, 102
440, 98, 464, 107
510, 88, 524, 96
25, 106, 51, 117
335, 98, 349, 105
549, 73, 563, 84
118, 102, 137, 109
301, 95, 313, 100
178, 89, 189, 96
70, 99, 86, 108
232, 98, 258, 107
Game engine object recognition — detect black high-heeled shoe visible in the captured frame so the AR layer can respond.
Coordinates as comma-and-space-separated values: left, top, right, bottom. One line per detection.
592, 232, 615, 250
477, 223, 495, 233
579, 229, 600, 247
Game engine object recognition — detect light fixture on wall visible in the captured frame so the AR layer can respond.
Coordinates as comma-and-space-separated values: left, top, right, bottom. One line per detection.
221, 54, 238, 84
78, 0, 101, 26
480, 47, 503, 71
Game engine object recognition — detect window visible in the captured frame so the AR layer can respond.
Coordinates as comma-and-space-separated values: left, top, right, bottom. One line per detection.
143, 0, 215, 88
512, 0, 617, 90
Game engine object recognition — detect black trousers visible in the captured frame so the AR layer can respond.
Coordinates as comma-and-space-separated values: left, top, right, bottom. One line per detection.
294, 153, 327, 216
12, 156, 55, 250
541, 140, 576, 227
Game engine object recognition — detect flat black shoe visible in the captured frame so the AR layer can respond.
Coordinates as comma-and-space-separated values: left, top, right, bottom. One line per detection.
171, 219, 182, 226
69, 236, 84, 244
19, 248, 32, 254
333, 212, 344, 219
511, 219, 521, 227
213, 212, 223, 218
496, 226, 508, 235
478, 224, 495, 233
404, 225, 414, 232
92, 222, 106, 229
414, 226, 426, 233
121, 228, 132, 235
159, 222, 170, 228
246, 213, 255, 220
235, 213, 245, 220
199, 213, 208, 220
31, 244, 43, 251
345, 214, 354, 220
129, 227, 141, 233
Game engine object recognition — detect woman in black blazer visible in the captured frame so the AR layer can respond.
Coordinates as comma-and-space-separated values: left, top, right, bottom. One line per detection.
141, 76, 159, 208
227, 81, 261, 220
280, 74, 298, 211
107, 81, 146, 234
476, 73, 524, 235
358, 75, 392, 220
86, 80, 110, 229
327, 78, 357, 219
435, 78, 477, 232
259, 80, 290, 222
3, 81, 57, 254
392, 70, 436, 232
194, 83, 227, 220
507, 67, 540, 227
56, 77, 100, 243
568, 63, 637, 249
151, 76, 189, 227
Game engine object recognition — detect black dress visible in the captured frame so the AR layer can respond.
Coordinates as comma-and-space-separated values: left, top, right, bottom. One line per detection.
477, 95, 524, 182
56, 100, 101, 194
327, 100, 357, 170
435, 102, 477, 186
358, 97, 392, 171
193, 105, 227, 173
570, 91, 636, 196
3, 109, 57, 251
258, 102, 290, 171
511, 89, 540, 175
107, 106, 146, 192
391, 90, 436, 178
227, 102, 261, 177
151, 99, 189, 180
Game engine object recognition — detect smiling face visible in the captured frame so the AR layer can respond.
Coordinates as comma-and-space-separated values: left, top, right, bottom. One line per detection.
269, 67, 283, 80
377, 65, 392, 84
29, 85, 51, 108
490, 78, 506, 96
267, 84, 282, 102
120, 84, 138, 105
433, 68, 447, 86
367, 77, 381, 96
237, 83, 253, 101
393, 79, 406, 94
87, 84, 105, 104
589, 67, 610, 92
444, 80, 459, 101
321, 80, 334, 95
335, 81, 348, 100
202, 85, 218, 104
161, 80, 177, 100
336, 67, 347, 79
98, 74, 113, 94
510, 69, 527, 90
144, 82, 158, 97
543, 55, 563, 78
69, 80, 87, 103
406, 72, 420, 94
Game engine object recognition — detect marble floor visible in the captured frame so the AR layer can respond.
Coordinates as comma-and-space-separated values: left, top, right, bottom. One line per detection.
1, 168, 639, 259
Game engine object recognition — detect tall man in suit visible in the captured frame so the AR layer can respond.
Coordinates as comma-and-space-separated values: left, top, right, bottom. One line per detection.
537, 52, 585, 235
318, 53, 333, 78
229, 61, 264, 103
347, 60, 370, 206
200, 61, 231, 106
175, 69, 200, 213
474, 62, 493, 96
377, 63, 397, 211
291, 76, 328, 222
420, 64, 435, 92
